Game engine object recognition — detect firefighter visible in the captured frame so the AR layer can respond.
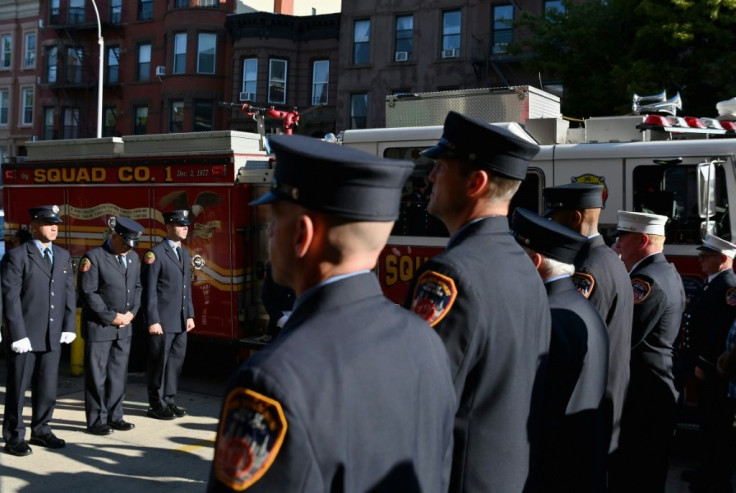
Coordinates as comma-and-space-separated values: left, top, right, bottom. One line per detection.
543, 183, 634, 457
2, 205, 76, 456
404, 111, 551, 492
511, 207, 609, 492
610, 211, 686, 492
679, 234, 736, 492
78, 216, 143, 436
142, 210, 195, 421
208, 134, 455, 492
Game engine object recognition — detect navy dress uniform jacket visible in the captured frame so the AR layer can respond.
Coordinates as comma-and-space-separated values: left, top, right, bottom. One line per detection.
142, 241, 194, 332
543, 277, 609, 492
573, 234, 633, 452
208, 273, 455, 493
79, 243, 142, 341
405, 216, 552, 493
2, 242, 76, 350
681, 268, 736, 373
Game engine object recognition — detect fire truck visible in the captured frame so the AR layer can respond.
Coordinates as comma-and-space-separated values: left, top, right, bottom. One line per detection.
3, 131, 274, 363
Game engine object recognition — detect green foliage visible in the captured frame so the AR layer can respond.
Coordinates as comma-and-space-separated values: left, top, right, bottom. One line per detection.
513, 0, 736, 118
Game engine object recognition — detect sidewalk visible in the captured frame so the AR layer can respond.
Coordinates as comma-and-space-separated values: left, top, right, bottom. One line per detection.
0, 366, 226, 493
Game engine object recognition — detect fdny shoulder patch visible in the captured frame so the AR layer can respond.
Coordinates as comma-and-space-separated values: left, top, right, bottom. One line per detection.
726, 288, 736, 307
631, 278, 652, 304
144, 251, 156, 265
572, 272, 595, 299
410, 270, 458, 327
79, 257, 91, 273
214, 388, 287, 491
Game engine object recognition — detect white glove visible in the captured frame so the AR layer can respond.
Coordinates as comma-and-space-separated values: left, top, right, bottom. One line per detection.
60, 332, 77, 344
276, 312, 292, 328
11, 337, 32, 353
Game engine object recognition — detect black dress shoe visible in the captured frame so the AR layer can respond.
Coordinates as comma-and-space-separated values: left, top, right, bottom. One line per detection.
4, 441, 32, 456
147, 406, 176, 420
87, 424, 114, 436
108, 420, 135, 431
168, 404, 188, 417
29, 433, 66, 449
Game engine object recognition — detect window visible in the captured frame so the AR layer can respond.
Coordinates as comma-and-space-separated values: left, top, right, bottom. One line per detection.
50, 0, 61, 24
134, 105, 148, 134
268, 59, 287, 104
175, 0, 189, 7
193, 100, 213, 132
138, 0, 153, 21
138, 43, 151, 81
103, 107, 117, 137
0, 89, 8, 125
353, 19, 371, 65
107, 46, 120, 83
43, 107, 54, 140
492, 5, 514, 54
173, 33, 187, 74
63, 107, 79, 139
110, 0, 122, 23
394, 15, 413, 62
349, 93, 367, 129
66, 47, 83, 84
197, 33, 216, 74
69, 0, 85, 23
441, 10, 461, 56
242, 58, 257, 100
21, 87, 34, 126
24, 33, 36, 68
46, 46, 58, 83
312, 60, 329, 105
199, 0, 218, 7
170, 101, 184, 132
1, 34, 11, 69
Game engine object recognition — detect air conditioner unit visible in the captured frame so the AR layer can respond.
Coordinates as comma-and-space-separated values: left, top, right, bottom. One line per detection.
442, 48, 459, 59
492, 43, 508, 54
395, 51, 408, 62
239, 92, 255, 102
155, 66, 166, 77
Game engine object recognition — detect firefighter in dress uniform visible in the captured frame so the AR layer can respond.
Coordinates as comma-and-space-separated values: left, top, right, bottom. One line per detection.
2, 205, 76, 456
78, 216, 144, 436
680, 234, 736, 492
610, 211, 686, 492
543, 183, 634, 457
404, 111, 551, 492
208, 134, 455, 492
142, 210, 195, 421
511, 207, 609, 492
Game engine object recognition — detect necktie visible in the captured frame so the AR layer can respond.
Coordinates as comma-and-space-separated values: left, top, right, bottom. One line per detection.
44, 248, 52, 267
118, 255, 127, 270
176, 246, 183, 266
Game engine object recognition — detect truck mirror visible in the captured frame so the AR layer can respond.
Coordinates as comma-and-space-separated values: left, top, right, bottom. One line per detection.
697, 161, 716, 220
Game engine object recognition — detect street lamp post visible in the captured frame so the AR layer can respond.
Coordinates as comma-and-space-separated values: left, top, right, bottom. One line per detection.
90, 0, 103, 138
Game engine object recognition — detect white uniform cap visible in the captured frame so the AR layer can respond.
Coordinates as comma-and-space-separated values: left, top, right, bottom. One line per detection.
698, 234, 736, 258
616, 211, 668, 236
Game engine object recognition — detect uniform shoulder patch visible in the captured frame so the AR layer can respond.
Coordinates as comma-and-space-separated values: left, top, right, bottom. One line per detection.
726, 287, 736, 307
572, 272, 595, 299
79, 257, 91, 273
144, 251, 156, 265
214, 388, 287, 491
631, 277, 652, 304
410, 270, 458, 327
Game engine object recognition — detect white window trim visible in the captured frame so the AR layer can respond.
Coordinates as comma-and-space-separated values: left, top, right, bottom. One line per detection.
197, 33, 216, 74
24, 32, 37, 68
21, 87, 34, 126
268, 59, 288, 105
311, 60, 329, 106
242, 58, 258, 99
173, 33, 187, 74
1, 34, 12, 70
0, 88, 9, 126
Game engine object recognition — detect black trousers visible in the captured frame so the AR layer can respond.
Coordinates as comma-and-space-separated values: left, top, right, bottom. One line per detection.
84, 336, 132, 427
2, 348, 61, 444
696, 374, 736, 490
147, 331, 187, 407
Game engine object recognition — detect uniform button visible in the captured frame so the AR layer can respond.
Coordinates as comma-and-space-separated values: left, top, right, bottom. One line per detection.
50, 318, 54, 322
50, 305, 54, 309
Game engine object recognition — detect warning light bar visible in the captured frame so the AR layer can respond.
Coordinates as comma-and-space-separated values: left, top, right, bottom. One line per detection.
637, 114, 732, 136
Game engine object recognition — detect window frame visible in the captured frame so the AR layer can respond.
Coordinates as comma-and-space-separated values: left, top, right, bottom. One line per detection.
23, 32, 36, 68
242, 58, 258, 101
193, 100, 213, 132
441, 10, 461, 56
138, 43, 152, 82
110, 0, 122, 23
46, 45, 58, 83
173, 33, 187, 74
492, 5, 514, 54
197, 32, 216, 74
69, 0, 85, 24
63, 106, 80, 139
394, 14, 414, 62
1, 34, 12, 70
0, 88, 8, 125
21, 87, 34, 126
311, 60, 329, 106
107, 46, 120, 84
133, 105, 148, 134
170, 100, 184, 133
349, 93, 368, 129
268, 58, 288, 105
43, 107, 55, 140
138, 0, 153, 21
352, 19, 371, 65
